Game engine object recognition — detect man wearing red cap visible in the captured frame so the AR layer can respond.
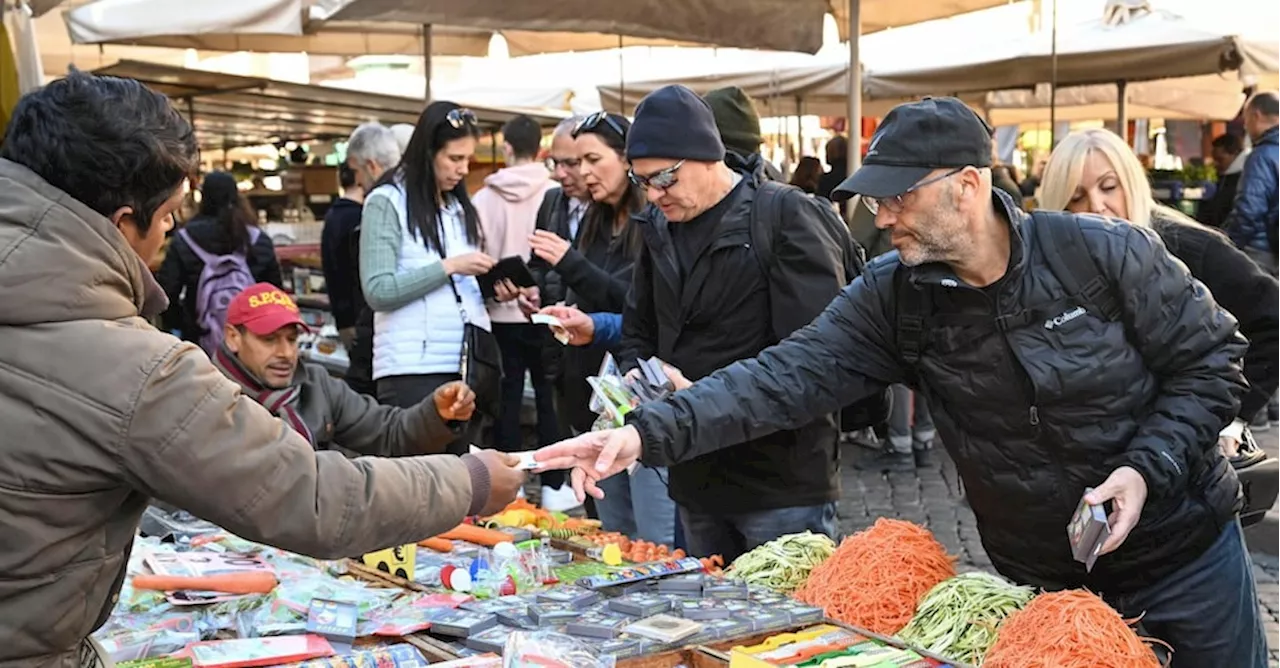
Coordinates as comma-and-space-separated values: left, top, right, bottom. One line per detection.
214, 283, 474, 456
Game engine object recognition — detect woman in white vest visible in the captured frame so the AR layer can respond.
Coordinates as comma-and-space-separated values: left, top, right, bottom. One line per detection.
360, 101, 496, 454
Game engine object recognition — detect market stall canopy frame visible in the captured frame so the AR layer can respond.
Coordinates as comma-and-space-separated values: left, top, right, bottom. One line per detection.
91, 59, 569, 149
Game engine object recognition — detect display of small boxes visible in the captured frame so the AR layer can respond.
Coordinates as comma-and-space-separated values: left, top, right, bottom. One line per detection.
429, 610, 498, 638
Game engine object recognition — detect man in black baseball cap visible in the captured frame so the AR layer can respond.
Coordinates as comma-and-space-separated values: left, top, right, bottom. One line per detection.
834, 96, 992, 199
536, 96, 1266, 665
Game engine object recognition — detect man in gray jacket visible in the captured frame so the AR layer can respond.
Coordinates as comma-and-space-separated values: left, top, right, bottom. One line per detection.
0, 70, 526, 668
215, 283, 475, 457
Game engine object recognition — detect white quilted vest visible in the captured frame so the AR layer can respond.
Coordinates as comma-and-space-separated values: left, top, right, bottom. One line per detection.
369, 184, 490, 381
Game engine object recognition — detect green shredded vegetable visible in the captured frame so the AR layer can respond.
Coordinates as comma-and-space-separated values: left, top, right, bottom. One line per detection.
724, 531, 836, 594
897, 571, 1034, 665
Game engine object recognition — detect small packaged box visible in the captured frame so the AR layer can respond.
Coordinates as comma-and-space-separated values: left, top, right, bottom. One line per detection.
458, 594, 531, 614
462, 626, 512, 654
1069, 487, 1111, 572
597, 636, 642, 660
428, 610, 498, 638
535, 586, 600, 609
702, 579, 749, 600
495, 608, 537, 629
623, 614, 704, 644
776, 600, 826, 626
703, 615, 752, 640
675, 598, 733, 621
608, 593, 674, 618
564, 610, 633, 639
526, 603, 584, 627
656, 572, 705, 595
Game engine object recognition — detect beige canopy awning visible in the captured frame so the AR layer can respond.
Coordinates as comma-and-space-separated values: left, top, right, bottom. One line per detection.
868, 3, 1279, 97
62, 0, 1015, 57
92, 60, 568, 149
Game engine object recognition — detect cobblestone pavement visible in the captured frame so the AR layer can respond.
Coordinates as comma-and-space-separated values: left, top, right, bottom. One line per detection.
837, 440, 1280, 667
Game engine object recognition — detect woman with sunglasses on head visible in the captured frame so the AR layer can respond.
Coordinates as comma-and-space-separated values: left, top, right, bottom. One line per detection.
1039, 128, 1279, 457
360, 101, 496, 454
529, 112, 675, 546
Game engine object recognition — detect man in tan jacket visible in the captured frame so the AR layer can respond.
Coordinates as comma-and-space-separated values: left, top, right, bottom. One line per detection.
0, 70, 527, 668
215, 282, 475, 457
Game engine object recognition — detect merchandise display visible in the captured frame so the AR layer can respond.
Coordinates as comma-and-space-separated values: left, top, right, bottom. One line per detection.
96, 503, 1157, 667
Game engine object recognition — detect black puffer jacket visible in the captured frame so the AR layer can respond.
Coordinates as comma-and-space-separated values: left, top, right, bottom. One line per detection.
1150, 208, 1278, 422
627, 192, 1246, 594
620, 153, 848, 514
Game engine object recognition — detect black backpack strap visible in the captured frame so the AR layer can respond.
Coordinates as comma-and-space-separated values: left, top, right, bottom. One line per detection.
749, 180, 784, 277
1031, 210, 1122, 322
894, 266, 931, 366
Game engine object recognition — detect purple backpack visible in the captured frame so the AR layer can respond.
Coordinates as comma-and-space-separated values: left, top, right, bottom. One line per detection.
179, 226, 261, 355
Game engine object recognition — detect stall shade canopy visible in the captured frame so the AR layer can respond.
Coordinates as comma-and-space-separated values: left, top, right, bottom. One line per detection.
64, 0, 1014, 56
91, 60, 569, 149
61, 0, 691, 57
322, 0, 1016, 52
868, 3, 1280, 97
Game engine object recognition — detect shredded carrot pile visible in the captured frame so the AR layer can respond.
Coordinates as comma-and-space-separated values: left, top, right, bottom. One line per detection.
794, 518, 955, 635
983, 589, 1163, 668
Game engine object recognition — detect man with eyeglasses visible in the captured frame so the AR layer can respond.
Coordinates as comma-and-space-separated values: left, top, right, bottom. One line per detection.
590, 84, 854, 562
536, 96, 1267, 666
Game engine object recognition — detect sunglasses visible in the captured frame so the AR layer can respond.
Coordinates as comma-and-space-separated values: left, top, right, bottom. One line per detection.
572, 111, 626, 139
446, 108, 478, 129
863, 166, 966, 215
629, 160, 685, 192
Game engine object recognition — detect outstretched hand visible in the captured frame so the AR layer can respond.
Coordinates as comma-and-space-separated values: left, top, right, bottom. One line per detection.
433, 381, 476, 422
533, 426, 643, 503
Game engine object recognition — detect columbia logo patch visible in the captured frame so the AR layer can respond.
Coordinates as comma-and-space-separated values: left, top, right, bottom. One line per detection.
1045, 306, 1087, 330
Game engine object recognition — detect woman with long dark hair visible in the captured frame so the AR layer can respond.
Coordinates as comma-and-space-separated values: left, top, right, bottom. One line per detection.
158, 171, 282, 347
529, 112, 675, 545
360, 101, 495, 453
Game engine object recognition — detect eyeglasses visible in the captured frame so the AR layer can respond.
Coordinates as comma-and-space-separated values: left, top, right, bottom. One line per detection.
629, 160, 685, 192
863, 166, 967, 215
446, 108, 478, 129
546, 156, 581, 171
573, 111, 626, 139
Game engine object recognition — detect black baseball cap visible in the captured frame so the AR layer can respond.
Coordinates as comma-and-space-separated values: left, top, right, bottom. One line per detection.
832, 97, 993, 201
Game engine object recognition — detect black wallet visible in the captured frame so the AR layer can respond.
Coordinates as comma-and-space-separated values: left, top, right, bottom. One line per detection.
478, 256, 538, 299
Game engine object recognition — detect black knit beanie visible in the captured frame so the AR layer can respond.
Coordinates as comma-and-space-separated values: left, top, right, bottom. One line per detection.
703, 86, 763, 157
626, 85, 725, 162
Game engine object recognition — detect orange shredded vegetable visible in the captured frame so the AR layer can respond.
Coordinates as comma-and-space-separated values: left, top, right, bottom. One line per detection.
983, 589, 1163, 668
794, 518, 955, 635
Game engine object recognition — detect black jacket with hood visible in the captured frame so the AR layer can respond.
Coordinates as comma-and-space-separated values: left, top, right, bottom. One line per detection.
626, 191, 1245, 595
619, 153, 849, 514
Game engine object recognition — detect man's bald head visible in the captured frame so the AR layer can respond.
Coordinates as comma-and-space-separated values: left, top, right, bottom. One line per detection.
1245, 91, 1279, 141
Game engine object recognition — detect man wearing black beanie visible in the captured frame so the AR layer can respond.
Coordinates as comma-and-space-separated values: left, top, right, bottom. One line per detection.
611, 84, 861, 561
